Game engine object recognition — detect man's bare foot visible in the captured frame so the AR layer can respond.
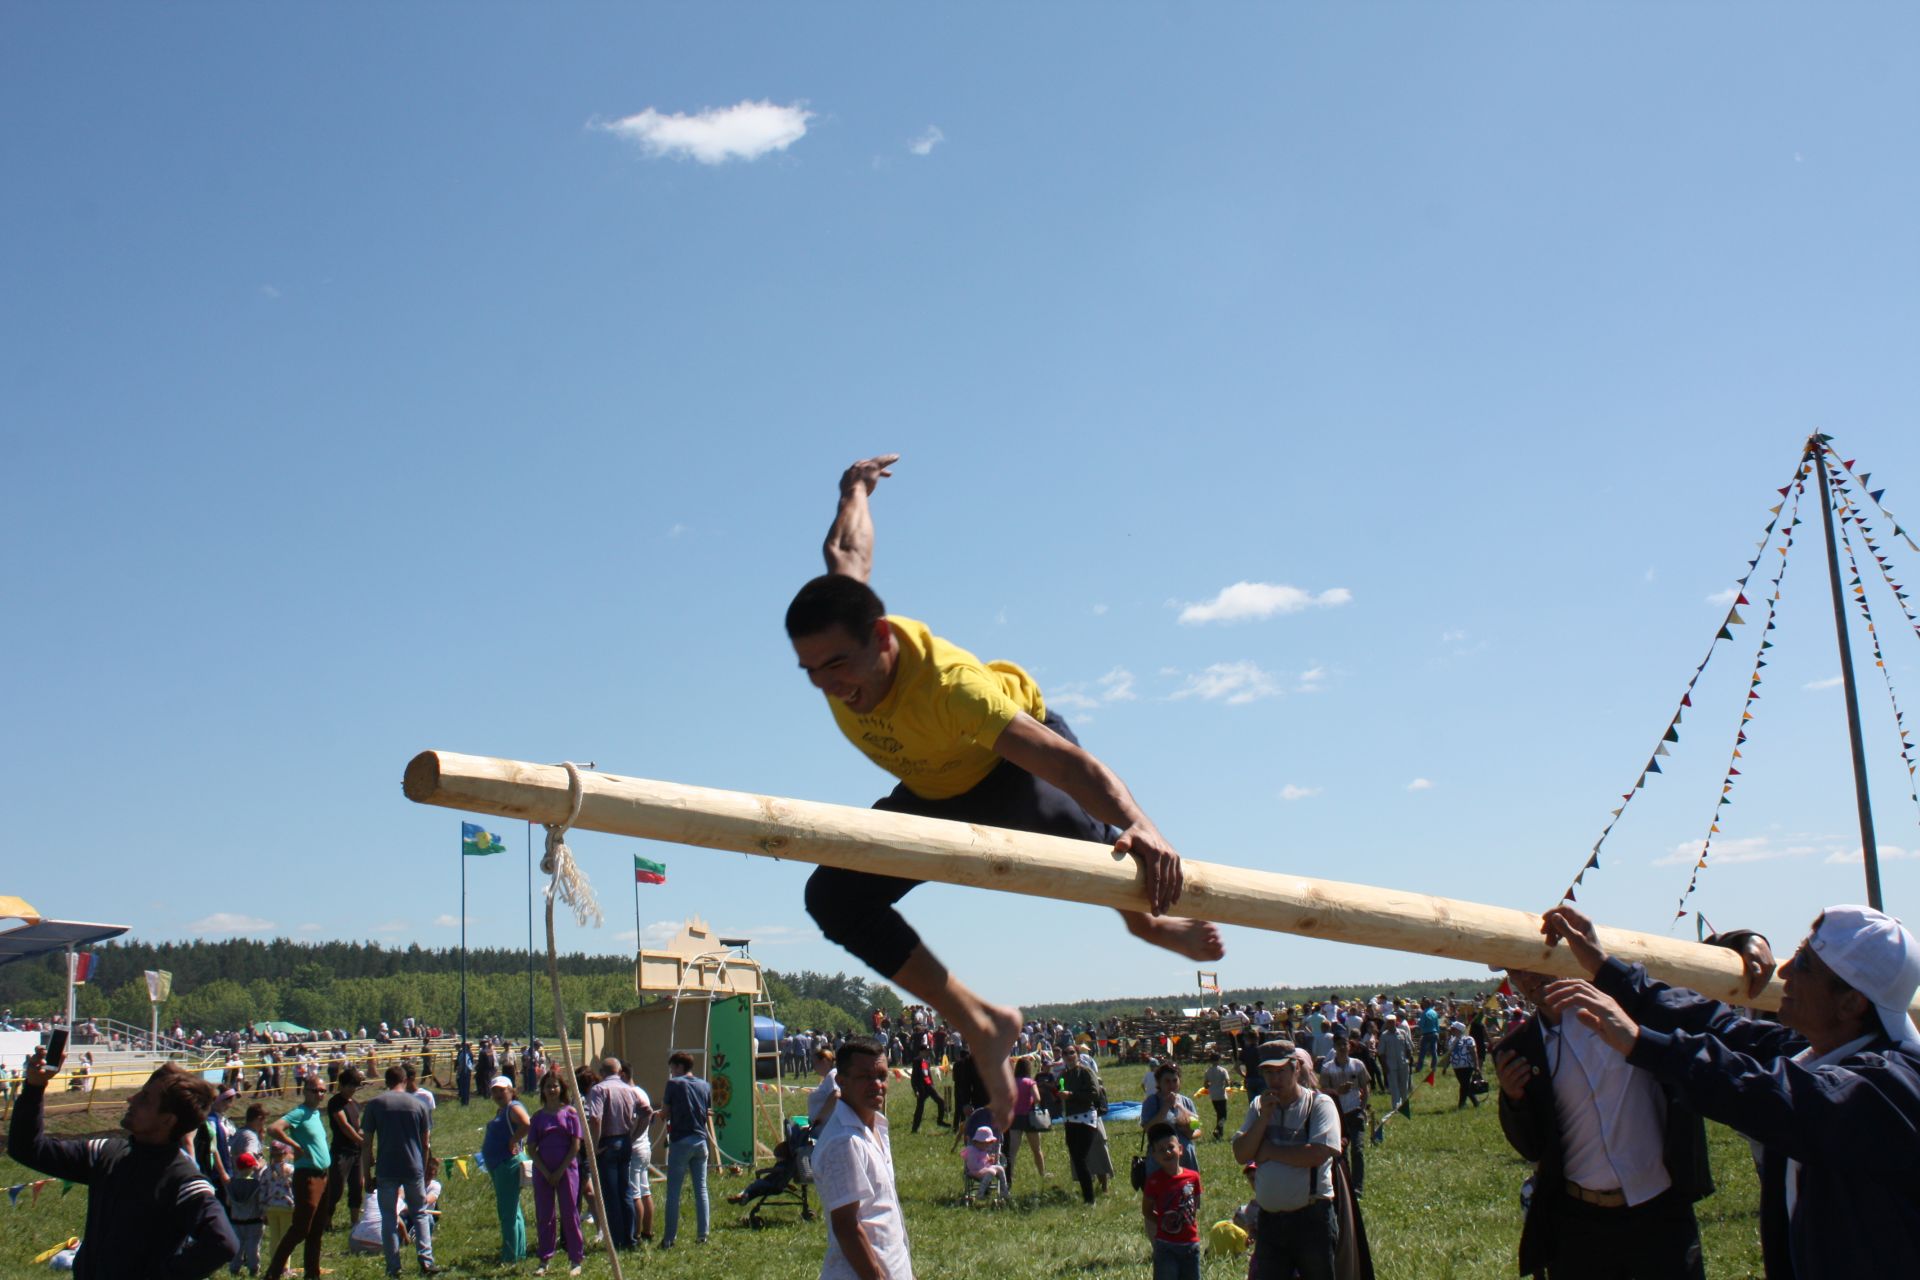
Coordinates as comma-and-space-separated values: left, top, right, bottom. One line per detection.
977, 1002, 1022, 1132
1130, 915, 1226, 961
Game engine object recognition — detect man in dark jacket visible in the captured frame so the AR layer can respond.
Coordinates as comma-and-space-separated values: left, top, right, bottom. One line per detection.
1494, 964, 1716, 1278
9, 1052, 237, 1279
1538, 902, 1920, 1280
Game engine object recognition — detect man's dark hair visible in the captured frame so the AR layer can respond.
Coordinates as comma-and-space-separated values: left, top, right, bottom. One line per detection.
384, 1065, 406, 1087
147, 1064, 216, 1142
837, 1036, 885, 1077
1145, 1122, 1176, 1147
785, 574, 886, 640
668, 1051, 695, 1073
339, 1067, 363, 1089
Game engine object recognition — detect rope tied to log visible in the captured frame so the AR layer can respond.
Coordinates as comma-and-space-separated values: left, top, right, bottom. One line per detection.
541, 761, 603, 928
539, 761, 622, 1280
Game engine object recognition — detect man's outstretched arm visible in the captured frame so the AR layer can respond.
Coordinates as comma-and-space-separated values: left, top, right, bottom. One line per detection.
992, 713, 1183, 915
822, 454, 898, 583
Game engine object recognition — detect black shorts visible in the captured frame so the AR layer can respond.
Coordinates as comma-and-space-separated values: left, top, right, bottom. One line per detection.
804, 712, 1115, 975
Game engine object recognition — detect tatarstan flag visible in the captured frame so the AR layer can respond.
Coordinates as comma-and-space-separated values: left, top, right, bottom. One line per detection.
635, 856, 667, 885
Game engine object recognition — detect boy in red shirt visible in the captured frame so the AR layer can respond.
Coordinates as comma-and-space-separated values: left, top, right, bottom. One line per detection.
1141, 1122, 1202, 1280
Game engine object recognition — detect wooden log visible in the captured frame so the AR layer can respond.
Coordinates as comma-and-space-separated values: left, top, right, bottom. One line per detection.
404, 749, 1904, 1015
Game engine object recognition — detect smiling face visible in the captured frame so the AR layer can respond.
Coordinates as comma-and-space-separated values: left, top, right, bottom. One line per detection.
792, 620, 897, 714
1777, 919, 1874, 1045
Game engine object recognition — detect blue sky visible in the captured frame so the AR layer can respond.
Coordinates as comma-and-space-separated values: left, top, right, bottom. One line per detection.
5, 5, 1919, 1006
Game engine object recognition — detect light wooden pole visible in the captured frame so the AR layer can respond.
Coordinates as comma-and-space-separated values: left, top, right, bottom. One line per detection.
403, 749, 1912, 1017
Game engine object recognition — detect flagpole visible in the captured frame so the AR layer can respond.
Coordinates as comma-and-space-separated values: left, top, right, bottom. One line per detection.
1813, 439, 1885, 909
526, 822, 535, 1052
459, 834, 469, 1050
633, 853, 642, 962
63, 944, 76, 1036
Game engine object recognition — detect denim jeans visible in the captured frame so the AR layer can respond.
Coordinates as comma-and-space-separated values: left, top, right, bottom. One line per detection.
662, 1136, 709, 1245
1152, 1240, 1201, 1280
377, 1174, 433, 1276
596, 1136, 635, 1248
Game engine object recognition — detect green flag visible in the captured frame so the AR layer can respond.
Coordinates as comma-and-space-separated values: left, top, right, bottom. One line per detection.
462, 821, 507, 856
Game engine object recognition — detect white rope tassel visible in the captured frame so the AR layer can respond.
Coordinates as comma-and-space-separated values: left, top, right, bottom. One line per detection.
541, 761, 602, 928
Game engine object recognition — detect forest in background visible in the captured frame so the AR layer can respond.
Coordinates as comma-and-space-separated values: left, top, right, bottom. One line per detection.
0, 937, 902, 1040
0, 937, 1498, 1039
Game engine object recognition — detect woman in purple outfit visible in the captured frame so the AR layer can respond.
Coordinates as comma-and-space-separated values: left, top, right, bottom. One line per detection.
528, 1072, 586, 1275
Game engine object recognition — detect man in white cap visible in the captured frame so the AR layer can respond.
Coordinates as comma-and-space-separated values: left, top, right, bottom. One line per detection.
1535, 902, 1920, 1280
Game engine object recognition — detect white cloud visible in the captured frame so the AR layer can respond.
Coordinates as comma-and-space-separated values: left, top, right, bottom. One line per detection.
597, 100, 812, 165
1654, 835, 1834, 867
369, 920, 409, 936
1295, 666, 1326, 694
667, 523, 688, 539
637, 921, 681, 947
433, 914, 477, 928
732, 924, 823, 946
189, 912, 276, 935
1406, 778, 1434, 792
1050, 667, 1138, 713
907, 125, 944, 156
1644, 568, 1657, 583
1178, 582, 1352, 625
1440, 629, 1468, 644
1804, 675, 1843, 691
259, 284, 281, 300
1824, 843, 1916, 866
1280, 784, 1321, 802
1172, 661, 1280, 705
1092, 603, 1109, 616
1706, 587, 1739, 606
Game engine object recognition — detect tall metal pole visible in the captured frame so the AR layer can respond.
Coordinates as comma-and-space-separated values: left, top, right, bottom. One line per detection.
526, 822, 535, 1051
459, 843, 469, 1049
1812, 439, 1885, 909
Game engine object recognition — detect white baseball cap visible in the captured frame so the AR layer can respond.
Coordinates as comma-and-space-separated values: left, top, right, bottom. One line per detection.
490, 1075, 515, 1091
1809, 905, 1920, 1046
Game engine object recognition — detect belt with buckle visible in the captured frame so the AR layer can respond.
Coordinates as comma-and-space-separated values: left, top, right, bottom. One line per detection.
1564, 1182, 1628, 1209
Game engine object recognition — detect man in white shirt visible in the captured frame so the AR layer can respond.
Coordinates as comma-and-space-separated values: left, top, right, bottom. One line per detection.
1232, 1040, 1341, 1280
812, 1037, 911, 1280
1318, 1026, 1370, 1197
1534, 902, 1920, 1280
808, 1047, 840, 1130
1493, 962, 1716, 1279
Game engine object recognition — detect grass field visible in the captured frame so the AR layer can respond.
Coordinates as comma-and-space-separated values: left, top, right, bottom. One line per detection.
0, 1068, 1767, 1279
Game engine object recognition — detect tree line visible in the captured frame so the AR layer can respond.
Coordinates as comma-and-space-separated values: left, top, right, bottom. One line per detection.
0, 938, 903, 1041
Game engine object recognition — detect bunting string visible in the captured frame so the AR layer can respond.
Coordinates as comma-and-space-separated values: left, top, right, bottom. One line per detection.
1672, 461, 1810, 920
1823, 448, 1920, 819
1562, 447, 1814, 904
1826, 443, 1920, 650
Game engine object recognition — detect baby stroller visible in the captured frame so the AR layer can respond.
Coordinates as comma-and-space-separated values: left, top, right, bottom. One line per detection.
738, 1118, 815, 1227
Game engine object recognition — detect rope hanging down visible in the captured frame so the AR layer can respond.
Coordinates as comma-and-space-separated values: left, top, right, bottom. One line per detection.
541, 762, 623, 1280
1562, 447, 1812, 905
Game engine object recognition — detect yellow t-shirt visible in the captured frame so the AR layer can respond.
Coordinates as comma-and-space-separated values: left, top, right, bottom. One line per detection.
827, 615, 1046, 800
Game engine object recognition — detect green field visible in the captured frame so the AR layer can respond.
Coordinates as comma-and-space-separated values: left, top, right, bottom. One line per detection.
0, 1070, 1766, 1279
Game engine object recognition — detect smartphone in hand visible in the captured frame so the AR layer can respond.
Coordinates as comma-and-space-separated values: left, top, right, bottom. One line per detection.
45, 1028, 69, 1071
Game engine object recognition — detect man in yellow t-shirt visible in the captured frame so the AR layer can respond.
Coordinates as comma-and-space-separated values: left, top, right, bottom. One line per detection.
786, 454, 1225, 1129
